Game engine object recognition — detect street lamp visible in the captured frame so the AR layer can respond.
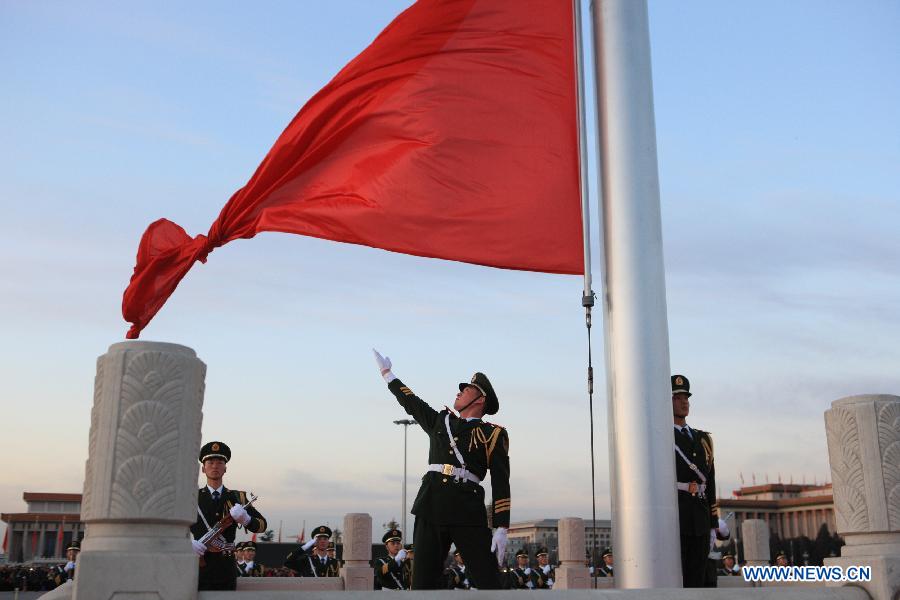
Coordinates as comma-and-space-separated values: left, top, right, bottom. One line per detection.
393, 419, 416, 543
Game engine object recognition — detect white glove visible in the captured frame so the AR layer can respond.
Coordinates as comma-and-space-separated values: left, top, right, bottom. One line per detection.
524, 567, 532, 575
302, 538, 317, 551
489, 527, 507, 565
229, 503, 252, 526
548, 578, 555, 587
716, 517, 730, 539
64, 561, 76, 571
395, 549, 408, 563
372, 349, 396, 382
191, 539, 207, 556
542, 564, 551, 575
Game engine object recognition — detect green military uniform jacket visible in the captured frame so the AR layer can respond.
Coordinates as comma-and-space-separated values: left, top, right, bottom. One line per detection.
388, 379, 511, 527
674, 426, 718, 537
374, 555, 406, 589
191, 487, 268, 543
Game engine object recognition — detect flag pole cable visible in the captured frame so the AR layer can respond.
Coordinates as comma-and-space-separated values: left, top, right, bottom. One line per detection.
573, 0, 599, 587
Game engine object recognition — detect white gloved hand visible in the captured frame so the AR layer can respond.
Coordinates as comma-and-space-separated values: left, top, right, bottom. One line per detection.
191, 539, 207, 557
372, 349, 396, 382
716, 517, 730, 539
302, 538, 317, 551
64, 561, 76, 571
524, 567, 532, 575
395, 549, 408, 563
489, 527, 507, 565
229, 503, 252, 526
542, 564, 551, 575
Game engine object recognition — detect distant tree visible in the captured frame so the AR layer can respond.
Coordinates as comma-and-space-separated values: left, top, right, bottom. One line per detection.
813, 523, 831, 564
382, 518, 400, 531
259, 529, 275, 542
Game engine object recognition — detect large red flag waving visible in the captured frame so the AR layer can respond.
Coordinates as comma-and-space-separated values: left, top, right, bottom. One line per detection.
123, 0, 583, 338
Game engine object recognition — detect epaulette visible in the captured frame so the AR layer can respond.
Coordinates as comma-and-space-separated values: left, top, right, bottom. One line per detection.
483, 420, 506, 430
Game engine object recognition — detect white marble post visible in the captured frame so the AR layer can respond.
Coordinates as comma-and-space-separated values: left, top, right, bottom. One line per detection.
72, 341, 206, 600
341, 513, 372, 591
555, 517, 590, 589
742, 519, 770, 567
824, 394, 900, 600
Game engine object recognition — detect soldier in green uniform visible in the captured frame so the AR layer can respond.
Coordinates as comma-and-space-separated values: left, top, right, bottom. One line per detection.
509, 548, 537, 589
235, 542, 246, 576
672, 375, 719, 588
718, 553, 740, 576
327, 541, 341, 577
445, 549, 470, 589
190, 441, 268, 591
374, 350, 510, 590
533, 547, 555, 588
374, 528, 408, 589
284, 525, 340, 577
402, 544, 414, 589
242, 542, 265, 577
597, 547, 613, 577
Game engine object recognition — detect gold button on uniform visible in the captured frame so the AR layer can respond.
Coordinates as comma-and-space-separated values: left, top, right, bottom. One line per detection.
442, 478, 448, 483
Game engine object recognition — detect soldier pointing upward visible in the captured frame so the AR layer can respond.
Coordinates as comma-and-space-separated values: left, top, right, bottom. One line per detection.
374, 349, 510, 589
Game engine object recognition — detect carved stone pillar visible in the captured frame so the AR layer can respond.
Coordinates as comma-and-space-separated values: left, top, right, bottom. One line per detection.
741, 519, 770, 567
341, 513, 372, 591
555, 517, 590, 589
73, 341, 205, 600
824, 394, 900, 600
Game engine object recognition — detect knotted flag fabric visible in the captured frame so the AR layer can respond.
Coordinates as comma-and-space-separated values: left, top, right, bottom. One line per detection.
123, 0, 583, 338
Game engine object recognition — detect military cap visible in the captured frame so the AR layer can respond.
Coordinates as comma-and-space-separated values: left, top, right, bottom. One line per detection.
515, 549, 529, 559
244, 542, 256, 551
312, 525, 332, 539
458, 372, 499, 415
671, 375, 691, 397
199, 440, 231, 463
66, 540, 81, 552
327, 541, 336, 550
536, 546, 549, 557
775, 551, 786, 560
453, 548, 462, 556
235, 541, 244, 550
602, 547, 613, 558
722, 553, 735, 560
382, 528, 402, 544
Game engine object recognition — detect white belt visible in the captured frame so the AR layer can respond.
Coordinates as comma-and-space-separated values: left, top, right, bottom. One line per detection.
427, 464, 481, 484
676, 482, 707, 496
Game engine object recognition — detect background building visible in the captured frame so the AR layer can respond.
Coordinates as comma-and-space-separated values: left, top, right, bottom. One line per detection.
506, 518, 612, 563
1, 492, 83, 564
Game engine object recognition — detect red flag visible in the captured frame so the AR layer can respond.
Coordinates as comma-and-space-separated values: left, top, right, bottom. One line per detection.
122, 0, 582, 338
1, 527, 7, 554
251, 532, 257, 543
56, 516, 65, 557
298, 525, 305, 544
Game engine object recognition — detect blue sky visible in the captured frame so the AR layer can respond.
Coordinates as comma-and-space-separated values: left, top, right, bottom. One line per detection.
1, 1, 898, 546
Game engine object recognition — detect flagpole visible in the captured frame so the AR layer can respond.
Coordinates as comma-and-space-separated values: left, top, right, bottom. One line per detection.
590, 0, 681, 588
573, 0, 600, 587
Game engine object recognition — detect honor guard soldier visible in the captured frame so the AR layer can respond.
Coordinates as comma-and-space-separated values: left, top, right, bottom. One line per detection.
402, 544, 414, 589
775, 551, 789, 567
327, 541, 341, 576
235, 542, 246, 575
718, 553, 740, 576
509, 549, 536, 589
51, 539, 80, 585
533, 547, 555, 589
374, 350, 510, 590
242, 542, 265, 577
285, 525, 340, 577
445, 549, 470, 589
672, 375, 719, 588
598, 547, 614, 577
374, 528, 408, 590
191, 441, 268, 591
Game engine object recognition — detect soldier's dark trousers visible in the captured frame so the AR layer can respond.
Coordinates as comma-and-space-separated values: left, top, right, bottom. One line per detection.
412, 517, 500, 589
198, 553, 237, 591
680, 534, 708, 588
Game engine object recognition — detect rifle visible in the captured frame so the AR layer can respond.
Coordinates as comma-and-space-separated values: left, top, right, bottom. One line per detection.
197, 493, 258, 565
